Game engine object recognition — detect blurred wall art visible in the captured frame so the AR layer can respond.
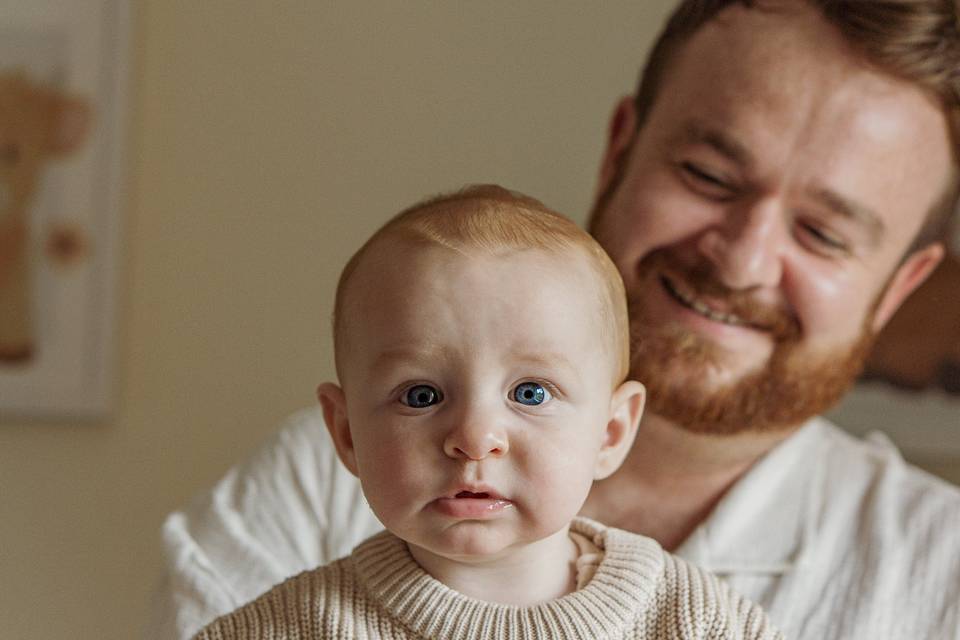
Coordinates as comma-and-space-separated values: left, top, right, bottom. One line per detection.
0, 1, 129, 419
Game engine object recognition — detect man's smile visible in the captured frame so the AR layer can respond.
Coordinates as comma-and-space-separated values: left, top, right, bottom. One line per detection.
660, 274, 752, 328
654, 266, 799, 340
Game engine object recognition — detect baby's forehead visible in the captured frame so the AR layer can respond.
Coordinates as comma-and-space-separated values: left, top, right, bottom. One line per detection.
333, 191, 629, 384
339, 237, 605, 338
350, 235, 599, 300
344, 241, 614, 366
335, 243, 626, 386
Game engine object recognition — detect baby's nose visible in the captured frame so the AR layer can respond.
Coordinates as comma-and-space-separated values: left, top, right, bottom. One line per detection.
443, 420, 508, 460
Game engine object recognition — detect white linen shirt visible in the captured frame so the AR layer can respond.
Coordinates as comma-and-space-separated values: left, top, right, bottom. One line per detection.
149, 407, 960, 640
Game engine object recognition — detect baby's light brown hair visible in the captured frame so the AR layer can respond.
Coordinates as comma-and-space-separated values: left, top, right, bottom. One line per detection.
332, 185, 630, 385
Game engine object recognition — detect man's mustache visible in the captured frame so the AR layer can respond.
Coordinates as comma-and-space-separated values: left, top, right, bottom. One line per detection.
635, 250, 801, 342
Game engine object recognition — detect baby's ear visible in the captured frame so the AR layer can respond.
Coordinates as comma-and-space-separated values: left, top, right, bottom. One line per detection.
317, 382, 359, 477
594, 380, 645, 480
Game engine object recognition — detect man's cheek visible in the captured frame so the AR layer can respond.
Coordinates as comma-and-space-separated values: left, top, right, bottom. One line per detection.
787, 262, 867, 337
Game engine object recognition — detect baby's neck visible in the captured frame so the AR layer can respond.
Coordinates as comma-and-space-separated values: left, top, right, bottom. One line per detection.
406, 526, 579, 606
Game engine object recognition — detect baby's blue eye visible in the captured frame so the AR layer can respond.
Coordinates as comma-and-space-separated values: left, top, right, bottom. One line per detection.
512, 382, 551, 406
402, 384, 442, 408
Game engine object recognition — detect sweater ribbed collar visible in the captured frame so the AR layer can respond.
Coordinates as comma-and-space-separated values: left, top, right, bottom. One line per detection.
350, 517, 664, 640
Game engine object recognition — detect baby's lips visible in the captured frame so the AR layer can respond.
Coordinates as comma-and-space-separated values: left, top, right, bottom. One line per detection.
432, 494, 514, 518
442, 483, 508, 501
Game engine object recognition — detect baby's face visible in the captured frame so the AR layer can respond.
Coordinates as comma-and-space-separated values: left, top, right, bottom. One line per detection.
334, 242, 626, 562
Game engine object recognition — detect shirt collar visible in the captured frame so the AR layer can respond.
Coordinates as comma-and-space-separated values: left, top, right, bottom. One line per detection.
674, 418, 829, 575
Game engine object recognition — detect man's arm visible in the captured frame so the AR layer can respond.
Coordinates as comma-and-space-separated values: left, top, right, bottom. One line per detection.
146, 407, 382, 640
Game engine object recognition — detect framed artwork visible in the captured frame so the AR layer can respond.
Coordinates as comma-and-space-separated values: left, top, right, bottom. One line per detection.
0, 0, 130, 419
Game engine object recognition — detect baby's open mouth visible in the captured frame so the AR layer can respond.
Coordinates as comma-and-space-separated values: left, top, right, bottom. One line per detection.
455, 490, 490, 499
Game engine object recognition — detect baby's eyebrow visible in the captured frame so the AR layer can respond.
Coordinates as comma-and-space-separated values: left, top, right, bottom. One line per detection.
512, 352, 580, 379
372, 345, 446, 370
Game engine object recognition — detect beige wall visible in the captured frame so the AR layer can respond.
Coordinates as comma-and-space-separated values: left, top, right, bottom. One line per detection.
3, 4, 959, 639
0, 3, 674, 639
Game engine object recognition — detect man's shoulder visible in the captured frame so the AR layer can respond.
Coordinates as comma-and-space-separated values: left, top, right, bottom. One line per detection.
813, 416, 960, 514
155, 407, 382, 639
686, 418, 959, 638
160, 406, 346, 566
811, 418, 960, 582
786, 418, 960, 637
261, 405, 332, 458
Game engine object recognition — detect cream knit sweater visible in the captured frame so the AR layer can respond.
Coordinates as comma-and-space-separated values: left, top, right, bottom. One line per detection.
194, 518, 783, 640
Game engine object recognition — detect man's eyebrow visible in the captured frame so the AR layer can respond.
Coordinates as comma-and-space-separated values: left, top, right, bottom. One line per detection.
678, 121, 887, 247
680, 121, 755, 169
810, 187, 886, 246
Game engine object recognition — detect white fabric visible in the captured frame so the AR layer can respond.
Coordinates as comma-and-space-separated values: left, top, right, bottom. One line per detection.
149, 407, 960, 640
148, 409, 383, 640
569, 528, 602, 590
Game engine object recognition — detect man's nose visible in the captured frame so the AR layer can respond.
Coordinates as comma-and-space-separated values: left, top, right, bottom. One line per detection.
442, 410, 509, 461
697, 196, 785, 290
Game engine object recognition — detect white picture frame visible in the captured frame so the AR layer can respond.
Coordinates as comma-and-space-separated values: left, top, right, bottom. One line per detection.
0, 0, 130, 419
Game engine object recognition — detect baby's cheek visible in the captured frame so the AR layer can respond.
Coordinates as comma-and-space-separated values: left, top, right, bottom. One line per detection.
522, 441, 598, 512
521, 477, 593, 541
356, 440, 423, 504
359, 469, 424, 536
533, 432, 602, 476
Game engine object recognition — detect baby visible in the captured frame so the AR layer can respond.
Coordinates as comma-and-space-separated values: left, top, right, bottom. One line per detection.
194, 185, 782, 639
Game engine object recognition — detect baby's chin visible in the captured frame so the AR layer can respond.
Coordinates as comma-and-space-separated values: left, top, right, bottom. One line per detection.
405, 523, 524, 563
404, 519, 575, 567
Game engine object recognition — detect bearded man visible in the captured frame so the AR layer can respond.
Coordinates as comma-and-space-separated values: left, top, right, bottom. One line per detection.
150, 2, 960, 639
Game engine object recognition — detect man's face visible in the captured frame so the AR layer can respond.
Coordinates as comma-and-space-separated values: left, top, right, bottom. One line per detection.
590, 3, 953, 433
332, 242, 629, 565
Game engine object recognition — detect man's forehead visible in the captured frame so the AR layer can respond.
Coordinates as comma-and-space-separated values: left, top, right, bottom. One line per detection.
676, 4, 851, 99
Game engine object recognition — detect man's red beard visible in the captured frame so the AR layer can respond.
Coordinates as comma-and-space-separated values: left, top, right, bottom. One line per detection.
627, 250, 876, 435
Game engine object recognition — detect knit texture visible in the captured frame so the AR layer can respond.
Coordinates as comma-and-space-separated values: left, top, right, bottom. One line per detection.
193, 518, 783, 640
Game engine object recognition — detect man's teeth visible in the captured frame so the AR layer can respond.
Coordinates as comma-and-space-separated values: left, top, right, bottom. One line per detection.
688, 298, 746, 325
666, 278, 748, 326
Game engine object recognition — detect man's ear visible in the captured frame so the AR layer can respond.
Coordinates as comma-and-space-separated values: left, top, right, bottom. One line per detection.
872, 242, 945, 333
594, 380, 645, 480
594, 95, 638, 203
317, 382, 359, 477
